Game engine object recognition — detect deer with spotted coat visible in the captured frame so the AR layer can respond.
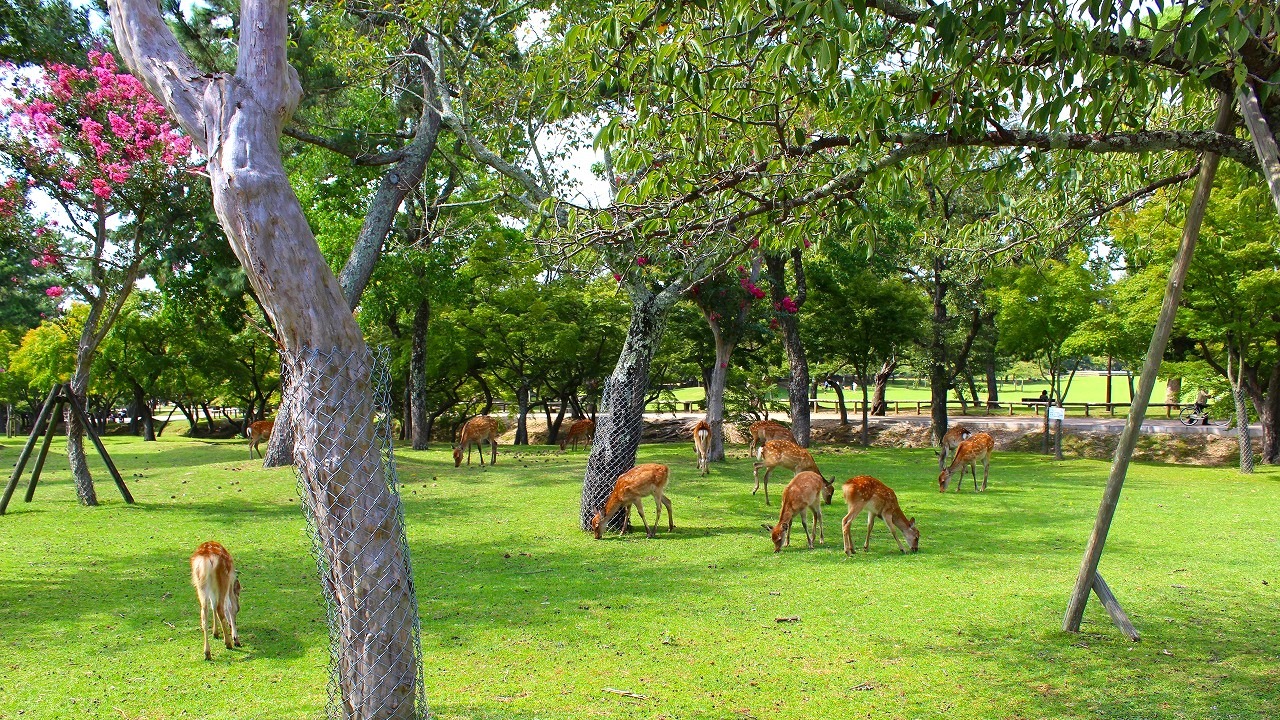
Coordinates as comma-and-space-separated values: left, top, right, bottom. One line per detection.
938, 432, 994, 492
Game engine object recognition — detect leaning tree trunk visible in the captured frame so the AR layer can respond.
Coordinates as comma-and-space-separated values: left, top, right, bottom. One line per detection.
830, 378, 848, 426
580, 284, 675, 529
926, 258, 949, 446
409, 296, 431, 450
705, 321, 734, 462
514, 383, 531, 445
110, 1, 423, 715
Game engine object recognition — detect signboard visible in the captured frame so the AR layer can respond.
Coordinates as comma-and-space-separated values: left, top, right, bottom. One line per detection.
1047, 406, 1066, 421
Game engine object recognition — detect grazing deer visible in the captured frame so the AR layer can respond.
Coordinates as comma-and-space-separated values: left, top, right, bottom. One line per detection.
453, 415, 499, 467
190, 541, 241, 660
560, 418, 596, 451
748, 420, 795, 458
938, 431, 994, 492
841, 475, 919, 555
937, 423, 973, 470
591, 463, 673, 539
245, 420, 274, 459
752, 440, 832, 506
692, 419, 711, 476
762, 471, 827, 552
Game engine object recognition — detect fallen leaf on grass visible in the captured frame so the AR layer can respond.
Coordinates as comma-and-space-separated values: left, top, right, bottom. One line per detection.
603, 687, 647, 699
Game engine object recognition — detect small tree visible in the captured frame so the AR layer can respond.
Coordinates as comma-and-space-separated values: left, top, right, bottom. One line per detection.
0, 50, 194, 504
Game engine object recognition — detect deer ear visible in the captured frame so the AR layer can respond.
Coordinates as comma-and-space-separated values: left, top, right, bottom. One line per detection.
761, 523, 774, 533
909, 517, 916, 527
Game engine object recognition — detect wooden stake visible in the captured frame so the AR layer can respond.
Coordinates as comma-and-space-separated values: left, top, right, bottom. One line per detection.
64, 390, 134, 505
1, 385, 61, 515
1092, 572, 1140, 642
24, 398, 65, 502
1064, 94, 1234, 634
1237, 83, 1280, 217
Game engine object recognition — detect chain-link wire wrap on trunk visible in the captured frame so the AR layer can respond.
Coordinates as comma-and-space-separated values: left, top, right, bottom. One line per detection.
579, 292, 668, 531
291, 346, 427, 720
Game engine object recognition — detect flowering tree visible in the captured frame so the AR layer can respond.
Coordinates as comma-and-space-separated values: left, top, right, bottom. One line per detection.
0, 50, 194, 505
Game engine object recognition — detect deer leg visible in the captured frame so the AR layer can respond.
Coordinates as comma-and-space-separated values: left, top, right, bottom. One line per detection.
216, 604, 233, 649
490, 435, 497, 465
652, 492, 662, 528
661, 494, 674, 530
799, 513, 813, 549
223, 598, 239, 648
633, 500, 652, 538
752, 462, 763, 493
884, 513, 907, 553
981, 456, 990, 491
841, 510, 856, 555
763, 467, 774, 505
970, 460, 978, 491
813, 505, 824, 545
200, 601, 211, 660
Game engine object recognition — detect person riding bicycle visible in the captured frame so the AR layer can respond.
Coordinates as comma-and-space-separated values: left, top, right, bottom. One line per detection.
1192, 389, 1210, 425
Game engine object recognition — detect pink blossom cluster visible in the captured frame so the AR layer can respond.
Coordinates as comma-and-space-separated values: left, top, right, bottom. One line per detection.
30, 245, 59, 268
739, 276, 766, 300
45, 285, 64, 298
3, 51, 192, 204
774, 296, 799, 314
635, 256, 649, 266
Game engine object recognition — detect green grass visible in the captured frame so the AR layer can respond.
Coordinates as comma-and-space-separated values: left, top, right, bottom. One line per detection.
1, 434, 1277, 719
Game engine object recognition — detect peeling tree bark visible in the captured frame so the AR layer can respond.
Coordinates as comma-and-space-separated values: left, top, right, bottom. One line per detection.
409, 296, 431, 450
765, 250, 811, 446
108, 0, 421, 715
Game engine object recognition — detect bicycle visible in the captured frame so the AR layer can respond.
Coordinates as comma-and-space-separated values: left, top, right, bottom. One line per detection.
1178, 404, 1219, 426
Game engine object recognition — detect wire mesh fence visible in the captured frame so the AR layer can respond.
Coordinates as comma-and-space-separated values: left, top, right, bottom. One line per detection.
579, 364, 651, 532
290, 345, 428, 720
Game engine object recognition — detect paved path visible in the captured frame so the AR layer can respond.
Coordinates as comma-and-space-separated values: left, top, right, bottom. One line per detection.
653, 411, 1258, 437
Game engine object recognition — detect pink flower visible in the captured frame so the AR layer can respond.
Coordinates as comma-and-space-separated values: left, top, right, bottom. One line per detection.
91, 178, 112, 198
34, 226, 46, 236
750, 239, 759, 249
45, 285, 64, 298
31, 258, 43, 267
636, 256, 648, 266
719, 362, 728, 369
612, 273, 622, 282
59, 180, 76, 191
803, 239, 811, 248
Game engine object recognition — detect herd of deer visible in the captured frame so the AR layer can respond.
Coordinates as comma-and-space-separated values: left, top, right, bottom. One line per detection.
201, 413, 993, 659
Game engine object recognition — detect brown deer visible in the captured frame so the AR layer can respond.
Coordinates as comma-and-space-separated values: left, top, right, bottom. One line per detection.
762, 471, 827, 552
748, 419, 795, 458
841, 475, 919, 555
453, 415, 499, 467
692, 419, 711, 475
937, 423, 973, 470
752, 439, 832, 506
938, 431, 994, 492
560, 418, 596, 451
591, 463, 673, 539
190, 541, 241, 660
245, 420, 274, 459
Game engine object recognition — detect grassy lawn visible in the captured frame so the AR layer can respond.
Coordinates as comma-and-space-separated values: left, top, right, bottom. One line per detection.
1, 434, 1277, 719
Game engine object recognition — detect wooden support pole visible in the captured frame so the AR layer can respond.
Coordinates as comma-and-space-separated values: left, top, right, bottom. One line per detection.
64, 391, 134, 505
1092, 572, 1140, 642
1, 385, 62, 515
1064, 94, 1234, 634
24, 399, 66, 503
1236, 83, 1280, 217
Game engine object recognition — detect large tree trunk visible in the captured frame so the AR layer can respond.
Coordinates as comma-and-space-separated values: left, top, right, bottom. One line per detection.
927, 258, 949, 446
830, 377, 848, 426
514, 383, 531, 445
580, 284, 675, 529
110, 2, 423, 715
410, 296, 431, 450
765, 250, 810, 446
263, 357, 296, 467
985, 355, 999, 409
704, 321, 733, 462
137, 385, 156, 441
871, 358, 894, 416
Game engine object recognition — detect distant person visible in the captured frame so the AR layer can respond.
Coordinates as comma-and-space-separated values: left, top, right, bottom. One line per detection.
1037, 390, 1049, 404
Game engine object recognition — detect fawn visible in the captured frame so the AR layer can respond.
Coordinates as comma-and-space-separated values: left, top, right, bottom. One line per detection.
937, 424, 973, 470
938, 432, 994, 492
454, 415, 500, 467
841, 475, 919, 555
190, 541, 241, 660
748, 420, 795, 458
752, 440, 832, 506
560, 418, 596, 451
763, 471, 827, 552
692, 419, 711, 476
591, 463, 673, 539
245, 420, 274, 459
